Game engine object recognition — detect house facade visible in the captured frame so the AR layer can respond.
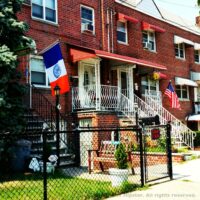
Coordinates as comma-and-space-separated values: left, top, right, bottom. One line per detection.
17, 0, 200, 152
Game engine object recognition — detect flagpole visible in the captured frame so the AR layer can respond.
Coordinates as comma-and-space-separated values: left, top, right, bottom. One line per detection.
38, 39, 60, 55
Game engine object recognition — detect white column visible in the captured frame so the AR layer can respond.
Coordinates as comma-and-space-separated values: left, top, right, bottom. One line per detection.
128, 66, 134, 102
95, 59, 101, 110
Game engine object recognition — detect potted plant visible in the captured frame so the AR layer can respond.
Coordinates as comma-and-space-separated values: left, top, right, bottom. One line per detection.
109, 143, 129, 187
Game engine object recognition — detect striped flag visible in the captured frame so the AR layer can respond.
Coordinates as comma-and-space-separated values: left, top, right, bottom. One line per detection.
164, 82, 181, 109
42, 43, 70, 95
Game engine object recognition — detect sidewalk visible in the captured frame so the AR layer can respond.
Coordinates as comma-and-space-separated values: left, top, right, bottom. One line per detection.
107, 158, 200, 200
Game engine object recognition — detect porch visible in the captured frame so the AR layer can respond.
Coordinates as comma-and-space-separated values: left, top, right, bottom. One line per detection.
70, 47, 166, 113
72, 84, 162, 113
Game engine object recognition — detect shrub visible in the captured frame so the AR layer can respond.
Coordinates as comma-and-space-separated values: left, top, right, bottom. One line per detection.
114, 143, 128, 169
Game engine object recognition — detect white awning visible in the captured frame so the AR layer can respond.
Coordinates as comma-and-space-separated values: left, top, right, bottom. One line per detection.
174, 36, 194, 46
175, 77, 198, 87
194, 43, 200, 50
190, 71, 200, 81
186, 114, 200, 121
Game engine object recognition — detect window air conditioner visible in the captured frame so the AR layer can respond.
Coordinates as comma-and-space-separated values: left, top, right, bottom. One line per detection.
82, 23, 93, 32
143, 42, 152, 50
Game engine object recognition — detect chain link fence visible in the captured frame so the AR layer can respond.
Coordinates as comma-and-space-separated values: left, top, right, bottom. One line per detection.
0, 124, 172, 200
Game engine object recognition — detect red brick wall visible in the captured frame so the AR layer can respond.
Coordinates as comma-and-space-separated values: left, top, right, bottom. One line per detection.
76, 112, 120, 149
93, 152, 184, 172
18, 1, 200, 122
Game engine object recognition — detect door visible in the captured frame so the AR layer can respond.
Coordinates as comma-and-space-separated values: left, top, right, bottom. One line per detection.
79, 119, 93, 167
121, 71, 128, 96
79, 62, 96, 108
118, 68, 134, 101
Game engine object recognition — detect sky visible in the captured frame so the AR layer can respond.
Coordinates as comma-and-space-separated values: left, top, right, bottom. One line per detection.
154, 0, 199, 22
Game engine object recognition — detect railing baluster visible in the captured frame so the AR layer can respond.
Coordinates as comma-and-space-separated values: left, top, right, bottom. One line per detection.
24, 84, 69, 157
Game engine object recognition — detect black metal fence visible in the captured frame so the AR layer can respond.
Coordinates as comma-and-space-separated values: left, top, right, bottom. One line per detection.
0, 124, 172, 200
143, 124, 173, 183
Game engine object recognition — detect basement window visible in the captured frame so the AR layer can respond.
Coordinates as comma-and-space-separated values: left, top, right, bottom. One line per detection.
32, 0, 57, 24
30, 57, 50, 88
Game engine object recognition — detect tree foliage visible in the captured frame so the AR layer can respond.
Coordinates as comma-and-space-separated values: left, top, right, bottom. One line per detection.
0, 0, 35, 132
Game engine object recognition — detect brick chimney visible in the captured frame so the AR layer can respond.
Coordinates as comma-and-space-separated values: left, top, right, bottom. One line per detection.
196, 16, 200, 27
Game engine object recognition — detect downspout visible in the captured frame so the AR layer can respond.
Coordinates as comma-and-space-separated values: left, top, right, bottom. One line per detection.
107, 8, 110, 52
28, 54, 32, 108
110, 8, 114, 53
101, 0, 105, 50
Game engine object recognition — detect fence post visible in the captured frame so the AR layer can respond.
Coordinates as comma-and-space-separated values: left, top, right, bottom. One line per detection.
55, 93, 60, 167
166, 122, 173, 180
42, 130, 47, 200
74, 128, 80, 166
139, 127, 145, 186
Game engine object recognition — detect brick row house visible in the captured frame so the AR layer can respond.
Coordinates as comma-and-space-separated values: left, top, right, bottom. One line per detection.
17, 0, 200, 166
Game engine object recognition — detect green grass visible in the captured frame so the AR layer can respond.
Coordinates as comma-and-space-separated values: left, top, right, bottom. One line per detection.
0, 171, 140, 200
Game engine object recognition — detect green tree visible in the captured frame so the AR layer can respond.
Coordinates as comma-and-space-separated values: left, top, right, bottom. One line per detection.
0, 0, 35, 133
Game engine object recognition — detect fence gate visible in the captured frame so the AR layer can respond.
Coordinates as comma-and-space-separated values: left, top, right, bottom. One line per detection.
142, 123, 173, 183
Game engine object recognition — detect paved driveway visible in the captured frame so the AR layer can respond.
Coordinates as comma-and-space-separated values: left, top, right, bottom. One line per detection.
107, 158, 200, 200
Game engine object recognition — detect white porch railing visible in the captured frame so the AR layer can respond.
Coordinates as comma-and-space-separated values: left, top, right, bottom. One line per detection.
72, 85, 119, 111
145, 94, 196, 149
72, 85, 195, 149
145, 90, 162, 104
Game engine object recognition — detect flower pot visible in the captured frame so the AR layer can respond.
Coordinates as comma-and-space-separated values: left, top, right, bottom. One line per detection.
183, 154, 192, 161
108, 168, 129, 187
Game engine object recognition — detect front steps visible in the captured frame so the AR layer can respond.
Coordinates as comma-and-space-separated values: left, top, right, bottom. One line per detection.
24, 109, 75, 168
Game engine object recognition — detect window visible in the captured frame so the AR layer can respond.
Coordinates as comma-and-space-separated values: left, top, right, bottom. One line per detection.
32, 0, 57, 23
176, 85, 189, 100
195, 50, 200, 63
84, 71, 89, 86
30, 57, 49, 87
142, 31, 156, 51
175, 43, 185, 59
141, 76, 158, 95
81, 6, 94, 33
117, 21, 128, 44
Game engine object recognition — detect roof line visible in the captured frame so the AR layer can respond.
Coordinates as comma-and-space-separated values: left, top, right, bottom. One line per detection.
115, 0, 200, 36
152, 0, 165, 19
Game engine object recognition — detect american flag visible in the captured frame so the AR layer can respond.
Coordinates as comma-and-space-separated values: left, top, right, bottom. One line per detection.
164, 82, 181, 109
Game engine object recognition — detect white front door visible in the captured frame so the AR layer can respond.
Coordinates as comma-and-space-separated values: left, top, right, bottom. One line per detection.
79, 119, 93, 167
79, 62, 96, 108
118, 67, 134, 101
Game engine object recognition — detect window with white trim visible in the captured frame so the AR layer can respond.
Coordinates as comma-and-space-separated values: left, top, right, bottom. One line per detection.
142, 31, 156, 51
141, 76, 158, 95
117, 21, 128, 44
176, 85, 189, 100
81, 5, 94, 33
175, 43, 185, 59
32, 0, 57, 23
194, 50, 200, 63
30, 57, 49, 87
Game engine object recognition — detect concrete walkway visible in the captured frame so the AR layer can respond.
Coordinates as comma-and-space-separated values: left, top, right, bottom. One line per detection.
107, 158, 200, 200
